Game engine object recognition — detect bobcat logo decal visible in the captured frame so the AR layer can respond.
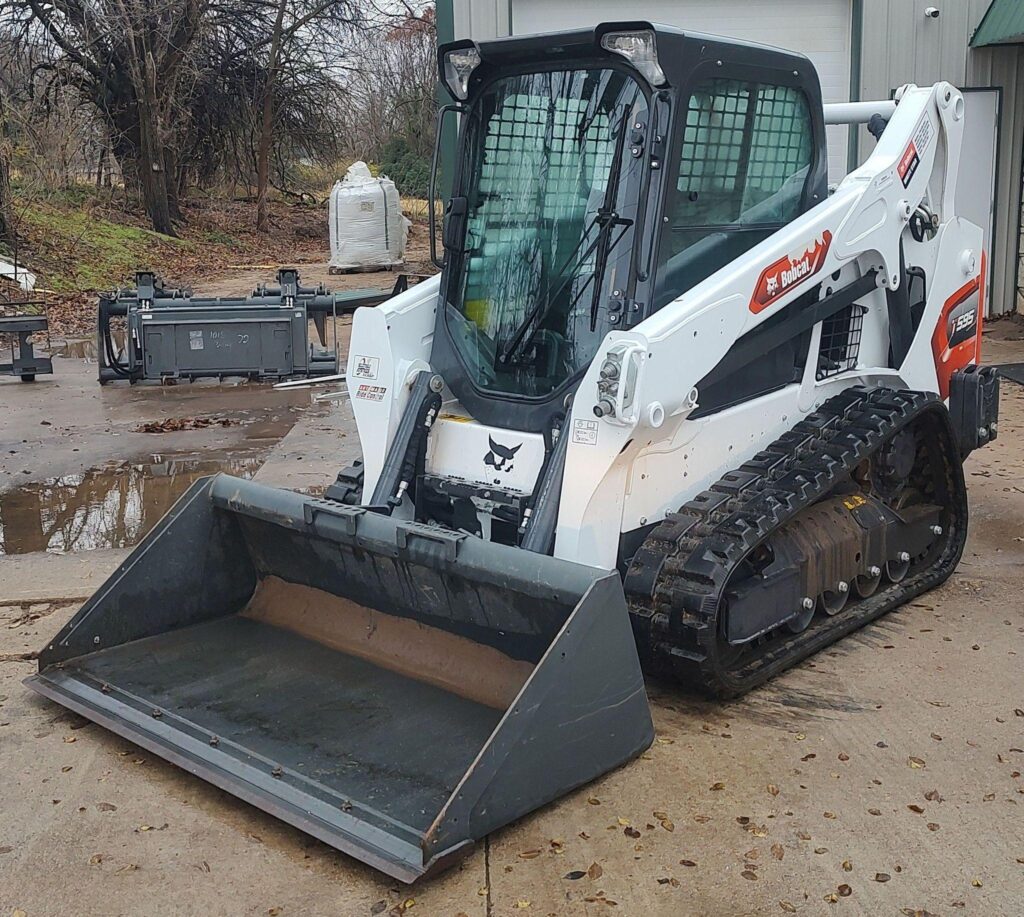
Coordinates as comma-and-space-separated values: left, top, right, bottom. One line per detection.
484, 436, 521, 473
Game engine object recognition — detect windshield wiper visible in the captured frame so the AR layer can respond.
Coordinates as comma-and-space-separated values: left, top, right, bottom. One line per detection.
498, 106, 632, 366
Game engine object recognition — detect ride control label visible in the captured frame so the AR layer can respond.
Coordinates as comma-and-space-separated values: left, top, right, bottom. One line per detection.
749, 231, 832, 314
354, 384, 387, 401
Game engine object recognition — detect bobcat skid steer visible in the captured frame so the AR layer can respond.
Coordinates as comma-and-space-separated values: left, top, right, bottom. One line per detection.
28, 22, 999, 882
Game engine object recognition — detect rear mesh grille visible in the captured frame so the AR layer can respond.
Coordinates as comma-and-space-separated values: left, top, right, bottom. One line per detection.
816, 304, 864, 379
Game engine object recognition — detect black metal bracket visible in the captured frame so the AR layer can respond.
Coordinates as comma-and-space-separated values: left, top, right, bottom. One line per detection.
395, 521, 466, 562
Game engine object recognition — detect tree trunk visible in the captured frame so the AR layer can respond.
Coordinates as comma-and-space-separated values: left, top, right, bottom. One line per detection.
0, 90, 15, 249
96, 144, 108, 191
0, 138, 14, 250
256, 0, 287, 234
137, 55, 176, 236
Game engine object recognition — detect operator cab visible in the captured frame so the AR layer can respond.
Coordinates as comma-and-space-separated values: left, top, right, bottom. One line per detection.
430, 22, 828, 435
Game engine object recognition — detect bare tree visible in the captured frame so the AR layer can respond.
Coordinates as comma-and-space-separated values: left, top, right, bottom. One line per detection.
2, 0, 208, 233
252, 0, 359, 231
0, 85, 14, 248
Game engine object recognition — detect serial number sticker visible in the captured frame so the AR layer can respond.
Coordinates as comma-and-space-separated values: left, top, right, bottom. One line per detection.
188, 329, 204, 351
355, 384, 387, 402
352, 354, 380, 379
572, 419, 599, 445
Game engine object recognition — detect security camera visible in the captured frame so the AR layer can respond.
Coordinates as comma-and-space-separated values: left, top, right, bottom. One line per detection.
925, 6, 940, 17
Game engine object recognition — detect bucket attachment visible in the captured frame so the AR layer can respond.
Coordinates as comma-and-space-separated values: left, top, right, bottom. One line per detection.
26, 475, 653, 882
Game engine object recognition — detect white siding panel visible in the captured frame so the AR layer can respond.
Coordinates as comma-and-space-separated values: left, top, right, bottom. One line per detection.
860, 0, 1023, 315
509, 0, 854, 179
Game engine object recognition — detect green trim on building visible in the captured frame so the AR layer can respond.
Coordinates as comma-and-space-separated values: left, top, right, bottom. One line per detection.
436, 0, 457, 198
847, 0, 864, 170
971, 0, 1024, 48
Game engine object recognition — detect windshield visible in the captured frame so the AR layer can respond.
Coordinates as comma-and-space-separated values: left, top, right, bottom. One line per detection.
445, 67, 648, 399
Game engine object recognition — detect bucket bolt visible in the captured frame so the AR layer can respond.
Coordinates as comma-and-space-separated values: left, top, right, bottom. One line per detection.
837, 580, 849, 594
930, 524, 943, 536
898, 551, 911, 563
801, 596, 814, 610
868, 565, 881, 577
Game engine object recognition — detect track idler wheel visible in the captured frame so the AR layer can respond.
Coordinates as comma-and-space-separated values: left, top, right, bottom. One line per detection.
854, 566, 882, 598
819, 582, 850, 616
886, 552, 911, 583
786, 597, 816, 634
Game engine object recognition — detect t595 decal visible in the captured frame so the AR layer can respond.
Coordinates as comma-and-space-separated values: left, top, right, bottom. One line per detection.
749, 231, 833, 314
932, 253, 985, 400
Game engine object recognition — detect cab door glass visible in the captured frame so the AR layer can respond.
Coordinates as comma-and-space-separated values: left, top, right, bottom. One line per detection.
655, 78, 814, 308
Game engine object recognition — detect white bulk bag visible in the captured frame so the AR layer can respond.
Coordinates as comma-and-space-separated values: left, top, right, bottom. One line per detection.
328, 161, 409, 271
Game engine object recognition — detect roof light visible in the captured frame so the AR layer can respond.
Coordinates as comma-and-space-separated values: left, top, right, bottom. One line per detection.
600, 29, 666, 86
442, 46, 481, 100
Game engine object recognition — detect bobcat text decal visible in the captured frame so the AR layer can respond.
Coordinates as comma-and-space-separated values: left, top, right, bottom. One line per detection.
749, 231, 833, 314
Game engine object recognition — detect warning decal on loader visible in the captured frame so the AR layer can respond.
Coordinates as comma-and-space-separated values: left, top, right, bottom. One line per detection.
749, 231, 832, 314
897, 141, 920, 187
898, 116, 932, 188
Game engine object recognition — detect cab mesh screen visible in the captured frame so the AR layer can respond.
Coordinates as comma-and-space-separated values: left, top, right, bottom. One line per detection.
675, 78, 812, 226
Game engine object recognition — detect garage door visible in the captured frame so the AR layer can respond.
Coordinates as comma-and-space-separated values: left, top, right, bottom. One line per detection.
510, 0, 854, 179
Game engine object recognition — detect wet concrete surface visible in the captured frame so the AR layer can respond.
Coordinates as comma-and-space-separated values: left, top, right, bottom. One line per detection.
1, 320, 1023, 915
0, 343, 321, 487
0, 454, 264, 555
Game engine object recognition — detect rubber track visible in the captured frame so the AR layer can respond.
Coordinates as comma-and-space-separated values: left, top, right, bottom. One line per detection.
624, 386, 968, 698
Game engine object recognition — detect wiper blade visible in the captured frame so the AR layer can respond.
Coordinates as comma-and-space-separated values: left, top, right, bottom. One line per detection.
499, 106, 632, 365
498, 211, 606, 365
587, 109, 632, 331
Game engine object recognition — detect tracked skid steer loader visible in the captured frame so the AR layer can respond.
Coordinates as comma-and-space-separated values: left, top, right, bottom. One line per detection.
29, 22, 1000, 882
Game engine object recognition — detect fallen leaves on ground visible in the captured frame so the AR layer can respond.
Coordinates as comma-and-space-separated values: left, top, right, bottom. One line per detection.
137, 416, 236, 433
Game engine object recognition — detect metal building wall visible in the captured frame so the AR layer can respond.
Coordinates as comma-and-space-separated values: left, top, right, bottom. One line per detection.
452, 0, 510, 40
859, 0, 1024, 315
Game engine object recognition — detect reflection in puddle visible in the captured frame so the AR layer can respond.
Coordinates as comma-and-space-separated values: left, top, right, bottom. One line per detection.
0, 455, 264, 555
52, 337, 101, 360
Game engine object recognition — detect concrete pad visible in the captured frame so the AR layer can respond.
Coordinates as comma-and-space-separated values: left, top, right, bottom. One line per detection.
255, 398, 362, 494
0, 549, 129, 603
1, 330, 1022, 914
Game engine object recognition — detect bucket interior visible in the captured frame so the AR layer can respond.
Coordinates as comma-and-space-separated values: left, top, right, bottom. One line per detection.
72, 604, 516, 835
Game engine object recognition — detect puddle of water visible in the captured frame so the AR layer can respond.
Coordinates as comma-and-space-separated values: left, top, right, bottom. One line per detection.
0, 454, 264, 555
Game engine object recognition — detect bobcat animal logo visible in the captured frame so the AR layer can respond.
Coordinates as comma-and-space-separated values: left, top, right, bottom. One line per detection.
484, 436, 521, 473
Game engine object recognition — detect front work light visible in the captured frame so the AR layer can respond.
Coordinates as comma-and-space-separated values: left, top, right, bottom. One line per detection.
443, 46, 482, 100
600, 30, 666, 86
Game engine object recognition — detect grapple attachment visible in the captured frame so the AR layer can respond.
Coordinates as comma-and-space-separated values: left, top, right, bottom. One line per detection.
26, 475, 653, 882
